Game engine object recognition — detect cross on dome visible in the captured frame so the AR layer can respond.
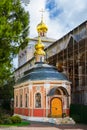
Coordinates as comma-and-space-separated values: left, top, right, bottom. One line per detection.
36, 9, 48, 37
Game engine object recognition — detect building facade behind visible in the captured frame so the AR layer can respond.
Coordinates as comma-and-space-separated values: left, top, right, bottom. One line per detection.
46, 21, 87, 105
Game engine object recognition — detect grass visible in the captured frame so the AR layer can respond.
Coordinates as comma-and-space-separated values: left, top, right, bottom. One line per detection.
0, 121, 30, 127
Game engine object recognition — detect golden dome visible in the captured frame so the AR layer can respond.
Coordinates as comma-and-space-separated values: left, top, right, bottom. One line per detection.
37, 20, 48, 33
34, 37, 45, 56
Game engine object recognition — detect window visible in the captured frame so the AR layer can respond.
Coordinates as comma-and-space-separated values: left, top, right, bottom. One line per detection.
40, 57, 42, 62
25, 94, 28, 107
35, 93, 41, 108
16, 95, 18, 107
20, 94, 22, 107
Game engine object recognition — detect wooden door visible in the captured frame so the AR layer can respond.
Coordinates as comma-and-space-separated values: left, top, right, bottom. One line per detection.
51, 98, 62, 117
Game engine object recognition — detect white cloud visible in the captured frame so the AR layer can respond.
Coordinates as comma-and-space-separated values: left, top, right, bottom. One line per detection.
24, 0, 87, 39
26, 0, 47, 37
14, 0, 87, 68
46, 0, 87, 37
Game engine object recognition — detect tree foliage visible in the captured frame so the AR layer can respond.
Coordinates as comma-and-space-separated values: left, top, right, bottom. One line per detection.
0, 0, 30, 86
0, 76, 15, 113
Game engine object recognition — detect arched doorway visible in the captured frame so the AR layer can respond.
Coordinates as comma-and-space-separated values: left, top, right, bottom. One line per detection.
51, 97, 62, 117
48, 86, 69, 117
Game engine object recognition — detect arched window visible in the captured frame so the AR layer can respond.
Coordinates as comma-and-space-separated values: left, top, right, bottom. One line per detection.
35, 93, 41, 108
16, 95, 18, 107
25, 93, 28, 107
20, 94, 22, 107
40, 57, 42, 62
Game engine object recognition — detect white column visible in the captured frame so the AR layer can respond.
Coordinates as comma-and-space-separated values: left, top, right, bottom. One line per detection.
44, 82, 50, 117
29, 83, 33, 116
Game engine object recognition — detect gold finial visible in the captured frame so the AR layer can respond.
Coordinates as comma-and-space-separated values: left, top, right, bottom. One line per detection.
36, 9, 48, 35
34, 36, 45, 56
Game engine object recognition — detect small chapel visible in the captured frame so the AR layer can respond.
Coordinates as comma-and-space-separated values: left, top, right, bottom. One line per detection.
14, 17, 71, 121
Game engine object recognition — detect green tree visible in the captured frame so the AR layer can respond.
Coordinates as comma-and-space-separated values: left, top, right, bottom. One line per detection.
0, 0, 30, 86
0, 76, 14, 112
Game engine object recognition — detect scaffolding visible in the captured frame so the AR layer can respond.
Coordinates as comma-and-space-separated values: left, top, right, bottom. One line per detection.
47, 27, 87, 105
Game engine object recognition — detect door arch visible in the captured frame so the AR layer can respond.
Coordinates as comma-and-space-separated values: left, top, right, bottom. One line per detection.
51, 97, 62, 117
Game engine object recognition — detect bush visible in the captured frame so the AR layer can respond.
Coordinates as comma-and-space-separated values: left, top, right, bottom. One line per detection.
3, 118, 12, 124
0, 114, 12, 124
0, 119, 3, 124
71, 114, 81, 123
70, 104, 87, 124
1, 114, 10, 120
10, 115, 22, 124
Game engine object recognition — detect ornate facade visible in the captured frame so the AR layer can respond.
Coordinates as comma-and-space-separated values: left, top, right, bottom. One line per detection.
14, 36, 71, 121
14, 20, 87, 106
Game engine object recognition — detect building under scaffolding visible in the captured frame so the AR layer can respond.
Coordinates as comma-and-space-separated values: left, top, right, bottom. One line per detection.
14, 20, 87, 105
46, 21, 87, 105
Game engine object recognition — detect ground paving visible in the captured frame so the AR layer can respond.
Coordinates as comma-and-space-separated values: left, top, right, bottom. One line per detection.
0, 121, 87, 130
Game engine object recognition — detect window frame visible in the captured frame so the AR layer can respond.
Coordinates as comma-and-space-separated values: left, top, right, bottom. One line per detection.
35, 92, 41, 108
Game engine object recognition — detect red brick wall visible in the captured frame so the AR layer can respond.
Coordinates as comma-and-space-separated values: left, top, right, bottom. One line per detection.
14, 108, 29, 116
33, 109, 46, 117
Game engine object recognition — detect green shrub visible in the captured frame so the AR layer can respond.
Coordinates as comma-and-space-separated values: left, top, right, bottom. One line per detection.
0, 119, 3, 124
71, 114, 81, 123
3, 118, 12, 124
1, 114, 10, 120
0, 114, 12, 125
70, 104, 87, 124
10, 115, 22, 124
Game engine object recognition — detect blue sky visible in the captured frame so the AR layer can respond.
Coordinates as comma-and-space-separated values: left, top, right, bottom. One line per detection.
45, 0, 63, 19
14, 0, 87, 68
24, 0, 87, 39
